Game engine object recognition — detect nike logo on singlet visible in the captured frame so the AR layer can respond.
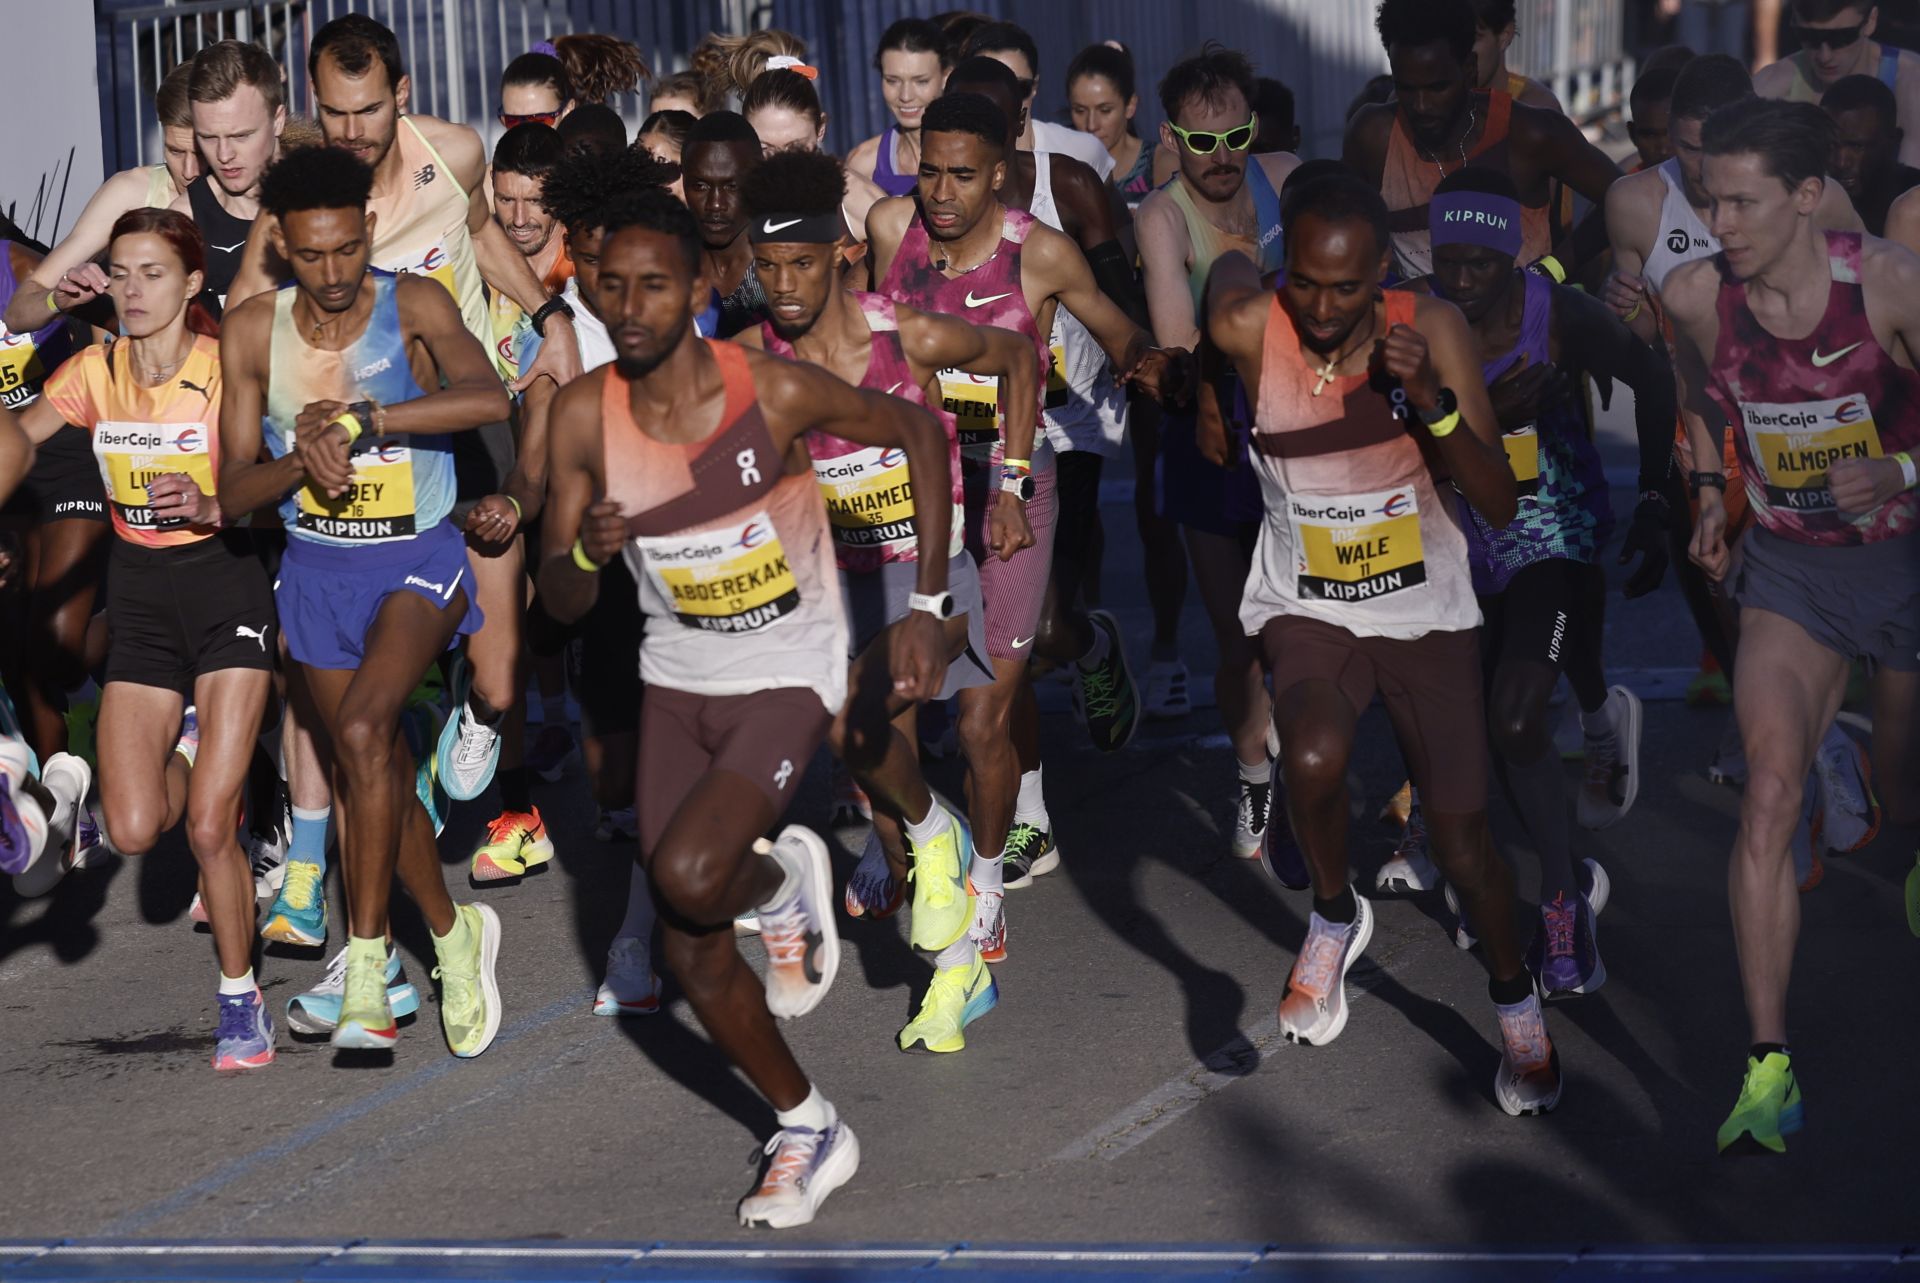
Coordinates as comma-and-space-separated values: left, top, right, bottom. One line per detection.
761, 218, 803, 234
1811, 342, 1865, 367
885, 381, 904, 395
965, 290, 1012, 308
209, 241, 246, 255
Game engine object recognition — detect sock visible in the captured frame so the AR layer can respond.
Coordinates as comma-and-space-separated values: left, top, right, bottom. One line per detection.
1313, 885, 1357, 925
1751, 1041, 1791, 1061
541, 694, 567, 726
498, 765, 532, 814
1489, 971, 1533, 1006
431, 907, 473, 954
1013, 767, 1048, 827
756, 836, 801, 913
616, 860, 657, 944
1579, 697, 1615, 739
902, 800, 951, 847
347, 933, 387, 971
774, 1083, 832, 1131
934, 934, 977, 968
290, 806, 331, 870
217, 968, 256, 996
468, 691, 504, 728
1075, 623, 1111, 670
1238, 757, 1272, 785
969, 850, 1003, 895
1504, 751, 1575, 901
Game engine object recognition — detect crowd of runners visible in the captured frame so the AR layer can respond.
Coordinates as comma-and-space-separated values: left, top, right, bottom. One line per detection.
0, 0, 1915, 1229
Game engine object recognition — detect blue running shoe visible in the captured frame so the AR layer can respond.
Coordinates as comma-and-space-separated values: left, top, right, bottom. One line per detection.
436, 657, 501, 802
403, 704, 450, 838
285, 944, 421, 1035
212, 988, 275, 1071
261, 859, 327, 947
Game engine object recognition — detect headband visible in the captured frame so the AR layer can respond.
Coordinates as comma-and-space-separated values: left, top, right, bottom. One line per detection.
766, 54, 818, 80
1429, 189, 1523, 258
748, 209, 846, 245
530, 40, 558, 58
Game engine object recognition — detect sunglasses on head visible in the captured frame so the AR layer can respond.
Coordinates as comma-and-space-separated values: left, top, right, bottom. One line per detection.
1792, 20, 1867, 51
499, 109, 561, 129
1168, 113, 1258, 156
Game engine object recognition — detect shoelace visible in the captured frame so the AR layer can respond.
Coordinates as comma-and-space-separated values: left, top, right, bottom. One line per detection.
1498, 1001, 1551, 1070
431, 926, 481, 1022
759, 902, 809, 970
280, 860, 322, 912
911, 833, 958, 909
348, 955, 396, 1017
214, 992, 259, 1042
1237, 781, 1270, 836
485, 811, 534, 844
1293, 919, 1349, 995
1584, 734, 1620, 791
607, 937, 648, 979
1003, 823, 1042, 867
1080, 667, 1118, 719
318, 946, 353, 990
454, 708, 496, 767
755, 1127, 822, 1192
1543, 894, 1576, 960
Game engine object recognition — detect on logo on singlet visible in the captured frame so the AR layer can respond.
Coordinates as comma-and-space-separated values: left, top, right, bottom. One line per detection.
1739, 396, 1882, 513
1289, 488, 1428, 602
632, 513, 800, 633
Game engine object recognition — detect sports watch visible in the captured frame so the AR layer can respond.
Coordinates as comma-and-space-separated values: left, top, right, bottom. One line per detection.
908, 591, 956, 619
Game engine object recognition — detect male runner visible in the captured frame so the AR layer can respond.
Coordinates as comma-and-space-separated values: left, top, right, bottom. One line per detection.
1660, 95, 1920, 1153
739, 146, 1038, 1047
868, 92, 1181, 911
217, 146, 510, 1057
1136, 45, 1298, 860
1628, 64, 1682, 172
1468, 0, 1562, 111
682, 111, 767, 338
166, 42, 287, 318
1755, 0, 1920, 166
1347, 0, 1622, 280
537, 188, 953, 1225
1822, 74, 1920, 235
960, 22, 1115, 181
1209, 171, 1564, 1116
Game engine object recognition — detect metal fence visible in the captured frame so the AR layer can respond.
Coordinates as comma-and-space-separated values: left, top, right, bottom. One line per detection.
94, 0, 1628, 176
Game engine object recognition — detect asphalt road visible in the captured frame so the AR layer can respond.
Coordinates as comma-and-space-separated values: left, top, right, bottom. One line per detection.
4, 401, 1917, 1251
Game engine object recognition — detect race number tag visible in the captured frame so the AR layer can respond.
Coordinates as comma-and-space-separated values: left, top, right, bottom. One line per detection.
0, 327, 47, 410
1045, 340, 1068, 410
1289, 488, 1428, 602
1739, 396, 1882, 513
298, 437, 419, 541
813, 446, 917, 552
1502, 426, 1540, 496
93, 420, 216, 531
938, 368, 1000, 459
633, 513, 800, 633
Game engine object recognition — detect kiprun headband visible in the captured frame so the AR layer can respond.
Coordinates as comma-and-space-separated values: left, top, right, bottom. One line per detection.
1429, 189, 1523, 258
748, 210, 846, 245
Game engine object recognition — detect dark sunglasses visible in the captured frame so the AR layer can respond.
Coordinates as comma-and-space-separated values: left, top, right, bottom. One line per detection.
1792, 21, 1867, 51
499, 109, 561, 128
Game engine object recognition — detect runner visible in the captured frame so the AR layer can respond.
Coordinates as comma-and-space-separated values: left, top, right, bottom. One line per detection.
499, 34, 650, 127
739, 147, 1036, 1045
1208, 170, 1564, 1115
960, 22, 1116, 181
682, 111, 767, 338
172, 41, 289, 319
1135, 44, 1298, 859
1755, 0, 1920, 165
3, 209, 276, 1069
1822, 74, 1920, 235
735, 64, 887, 238
537, 187, 954, 1225
217, 146, 509, 1057
1347, 0, 1621, 280
1659, 95, 1919, 1152
869, 90, 1183, 905
1468, 0, 1562, 111
1067, 43, 1154, 205
1415, 166, 1678, 997
1627, 63, 1682, 171
848, 19, 953, 199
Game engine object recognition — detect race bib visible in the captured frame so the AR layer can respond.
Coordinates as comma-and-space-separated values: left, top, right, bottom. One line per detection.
1289, 488, 1427, 602
93, 420, 216, 531
634, 513, 799, 633
1502, 426, 1540, 496
0, 328, 47, 410
297, 437, 419, 541
1045, 340, 1068, 410
814, 446, 916, 550
938, 368, 1000, 459
385, 241, 460, 303
1740, 396, 1882, 513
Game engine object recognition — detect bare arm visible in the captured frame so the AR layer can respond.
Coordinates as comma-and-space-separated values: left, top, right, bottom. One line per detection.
1812, 178, 1865, 233
216, 298, 307, 519
1599, 171, 1663, 343
1554, 285, 1675, 495
504, 375, 556, 522
1887, 186, 1920, 254
1029, 222, 1171, 399
532, 375, 613, 626
0, 395, 72, 446
1202, 249, 1269, 384
1662, 260, 1737, 580
1136, 191, 1201, 350
385, 275, 513, 432
863, 195, 915, 293
5, 168, 149, 333
1401, 295, 1515, 528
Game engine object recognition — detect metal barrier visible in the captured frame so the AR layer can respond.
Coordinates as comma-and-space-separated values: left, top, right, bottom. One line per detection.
1513, 0, 1634, 122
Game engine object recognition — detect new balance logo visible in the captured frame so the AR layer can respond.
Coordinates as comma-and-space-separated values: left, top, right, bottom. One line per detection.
773, 759, 795, 790
964, 290, 1012, 308
234, 624, 269, 651
413, 163, 436, 190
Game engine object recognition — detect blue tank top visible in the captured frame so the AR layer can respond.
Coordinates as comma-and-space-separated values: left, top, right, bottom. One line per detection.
264, 271, 450, 545
873, 125, 918, 198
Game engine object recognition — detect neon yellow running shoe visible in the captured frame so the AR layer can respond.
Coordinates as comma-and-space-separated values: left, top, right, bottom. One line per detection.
261, 859, 327, 946
1716, 1052, 1804, 1155
431, 903, 502, 1058
1904, 851, 1920, 937
330, 942, 398, 1050
470, 807, 555, 882
906, 809, 973, 953
897, 951, 996, 1054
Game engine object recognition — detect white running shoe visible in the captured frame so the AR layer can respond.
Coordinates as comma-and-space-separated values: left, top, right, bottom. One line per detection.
438, 696, 503, 803
1442, 883, 1478, 950
737, 1110, 860, 1229
593, 936, 661, 1016
757, 827, 840, 1020
1278, 895, 1374, 1046
249, 825, 289, 898
1493, 992, 1563, 1116
1231, 773, 1271, 859
1707, 714, 1747, 787
1811, 723, 1878, 854
969, 888, 1006, 963
1375, 802, 1437, 893
12, 753, 90, 898
1143, 659, 1191, 719
1576, 686, 1642, 830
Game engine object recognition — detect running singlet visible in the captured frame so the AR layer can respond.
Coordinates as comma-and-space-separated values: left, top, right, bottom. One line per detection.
1241, 291, 1480, 639
1382, 91, 1553, 279
1783, 47, 1899, 102
263, 271, 448, 545
1642, 158, 1717, 290
42, 333, 221, 548
872, 124, 918, 198
185, 177, 252, 317
1030, 152, 1125, 457
1168, 159, 1285, 315
369, 117, 489, 345
603, 339, 848, 710
143, 163, 173, 209
759, 292, 964, 573
1706, 230, 1920, 545
489, 243, 574, 385
1459, 271, 1612, 594
0, 246, 72, 411
879, 206, 1052, 465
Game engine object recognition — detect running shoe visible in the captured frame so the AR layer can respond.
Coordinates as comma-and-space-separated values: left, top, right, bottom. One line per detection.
830, 762, 872, 827
907, 808, 973, 952
286, 944, 420, 1035
331, 948, 401, 1050
1278, 896, 1373, 1046
1576, 686, 1641, 830
174, 706, 199, 769
1717, 1051, 1803, 1154
1442, 883, 1478, 951
897, 951, 997, 1053
415, 742, 449, 839
737, 1112, 861, 1229
211, 987, 275, 1071
470, 807, 556, 882
260, 859, 327, 947
1143, 658, 1192, 719
1261, 786, 1310, 891
1375, 801, 1437, 894
1707, 714, 1747, 787
432, 903, 503, 1057
526, 723, 576, 783
759, 827, 840, 1019
1905, 851, 1920, 937
248, 824, 289, 899
844, 829, 905, 919
735, 912, 762, 937
1232, 774, 1271, 859
1810, 725, 1879, 855
71, 801, 106, 870
970, 888, 1006, 964
594, 806, 636, 843
437, 664, 502, 802
188, 892, 210, 926
1493, 992, 1562, 1115
0, 737, 47, 876
593, 935, 661, 1016
1074, 610, 1141, 752
11, 753, 90, 898
1527, 859, 1611, 1000
1377, 780, 1413, 828
1000, 820, 1059, 890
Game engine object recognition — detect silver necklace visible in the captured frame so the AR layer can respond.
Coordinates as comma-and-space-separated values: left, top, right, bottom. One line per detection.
1424, 101, 1478, 182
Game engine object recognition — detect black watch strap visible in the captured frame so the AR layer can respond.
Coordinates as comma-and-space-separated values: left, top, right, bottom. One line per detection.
1688, 470, 1728, 496
530, 295, 575, 336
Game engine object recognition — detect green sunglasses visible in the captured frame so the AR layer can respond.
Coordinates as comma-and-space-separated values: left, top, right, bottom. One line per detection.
1167, 113, 1258, 156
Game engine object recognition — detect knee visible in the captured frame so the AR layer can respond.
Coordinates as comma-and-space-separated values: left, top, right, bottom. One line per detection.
957, 695, 1010, 754
1281, 734, 1347, 799
335, 711, 395, 777
1741, 760, 1805, 830
649, 846, 732, 927
101, 799, 160, 858
185, 809, 239, 865
1487, 702, 1550, 765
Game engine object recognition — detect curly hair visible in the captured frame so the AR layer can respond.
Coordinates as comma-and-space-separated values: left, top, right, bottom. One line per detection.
691, 28, 808, 104
540, 143, 679, 234
740, 147, 847, 221
554, 33, 651, 104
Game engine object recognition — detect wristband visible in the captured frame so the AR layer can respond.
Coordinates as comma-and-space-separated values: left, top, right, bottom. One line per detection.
1623, 300, 1643, 324
1897, 451, 1918, 490
327, 410, 364, 446
1531, 254, 1567, 284
45, 289, 58, 314
1423, 409, 1461, 439
570, 537, 602, 573
504, 495, 523, 521
1689, 470, 1727, 496
1001, 457, 1031, 473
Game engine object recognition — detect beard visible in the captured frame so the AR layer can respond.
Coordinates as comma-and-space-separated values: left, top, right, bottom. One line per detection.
611, 311, 691, 381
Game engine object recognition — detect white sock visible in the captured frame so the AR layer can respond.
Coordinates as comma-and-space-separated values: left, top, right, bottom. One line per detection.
774, 1084, 833, 1131
541, 694, 568, 726
903, 800, 951, 846
969, 850, 1003, 894
934, 936, 977, 969
617, 862, 657, 943
1238, 757, 1271, 785
1013, 767, 1048, 827
1076, 624, 1111, 670
755, 836, 801, 913
218, 968, 256, 996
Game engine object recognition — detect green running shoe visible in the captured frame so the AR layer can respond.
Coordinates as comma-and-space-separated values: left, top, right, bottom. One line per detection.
897, 951, 996, 1053
906, 809, 973, 953
432, 903, 502, 1058
1716, 1052, 1804, 1155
